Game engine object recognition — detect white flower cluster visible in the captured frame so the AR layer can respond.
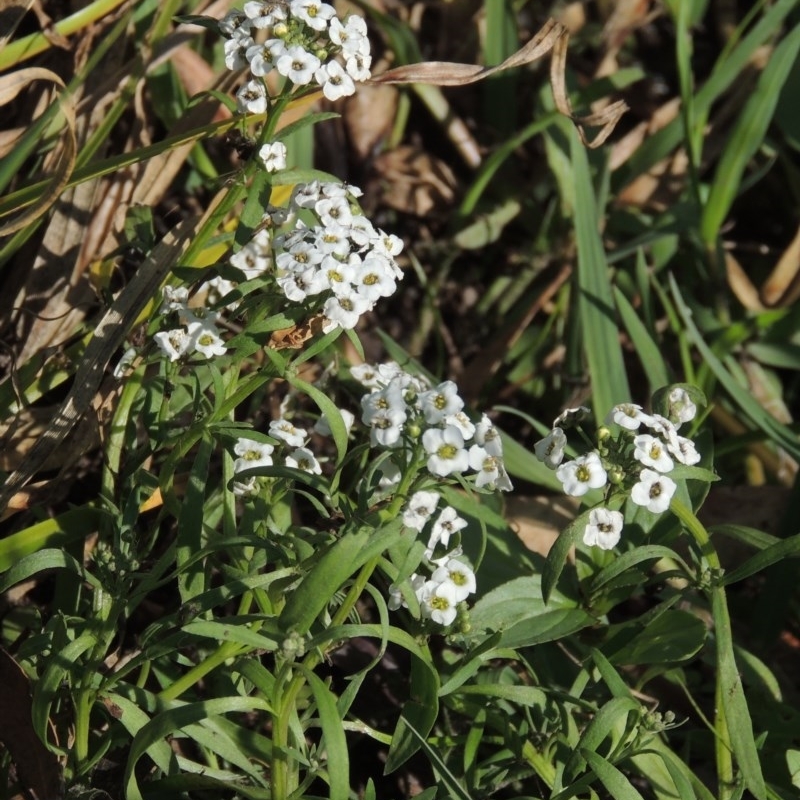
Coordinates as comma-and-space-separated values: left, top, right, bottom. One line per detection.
153, 286, 228, 362
231, 416, 324, 496
353, 362, 513, 490
221, 0, 372, 111
534, 387, 701, 551
390, 490, 476, 626
220, 180, 403, 332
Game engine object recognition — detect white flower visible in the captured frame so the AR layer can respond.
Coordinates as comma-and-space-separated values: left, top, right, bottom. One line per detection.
419, 381, 464, 425
431, 559, 476, 603
236, 79, 268, 114
344, 51, 372, 82
225, 35, 253, 70
154, 328, 191, 361
426, 506, 468, 554
667, 434, 701, 466
269, 419, 307, 447
534, 427, 566, 469
219, 9, 249, 36
232, 475, 258, 496
556, 452, 607, 497
245, 41, 275, 76
233, 437, 274, 474
468, 445, 507, 490
444, 411, 475, 440
668, 387, 697, 426
353, 256, 396, 301
290, 0, 336, 30
633, 434, 674, 473
631, 469, 677, 514
315, 195, 353, 227
419, 579, 459, 626
258, 141, 287, 172
553, 406, 590, 429
276, 44, 321, 86
366, 408, 406, 447
644, 413, 678, 441
606, 403, 650, 431
322, 291, 371, 331
389, 573, 425, 611
285, 447, 322, 474
314, 408, 355, 437
161, 285, 189, 312
244, 1, 286, 28
583, 508, 624, 550
422, 426, 469, 477
402, 491, 440, 531
315, 60, 356, 100
473, 414, 503, 457
329, 16, 371, 56
231, 229, 272, 278
188, 321, 227, 358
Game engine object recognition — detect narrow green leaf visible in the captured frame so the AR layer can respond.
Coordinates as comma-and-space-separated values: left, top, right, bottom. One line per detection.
287, 375, 348, 464
711, 585, 766, 799
722, 532, 800, 586
542, 508, 592, 603
279, 518, 404, 634
701, 23, 800, 244
386, 657, 441, 773
613, 286, 671, 392
0, 548, 100, 594
0, 506, 105, 573
296, 665, 349, 800
123, 697, 273, 800
177, 436, 212, 602
589, 545, 688, 595
564, 696, 641, 780
570, 126, 630, 421
670, 275, 800, 462
581, 749, 646, 800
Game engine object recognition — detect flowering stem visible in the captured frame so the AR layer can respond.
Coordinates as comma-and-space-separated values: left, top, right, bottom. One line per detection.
670, 498, 734, 798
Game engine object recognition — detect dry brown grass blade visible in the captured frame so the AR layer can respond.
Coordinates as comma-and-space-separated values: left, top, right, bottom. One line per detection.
0, 206, 218, 513
0, 68, 77, 236
0, 1, 35, 49
761, 223, 800, 308
371, 18, 627, 148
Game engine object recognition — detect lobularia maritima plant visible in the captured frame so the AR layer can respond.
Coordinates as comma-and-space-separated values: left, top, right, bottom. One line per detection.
144, 0, 514, 630
534, 385, 705, 550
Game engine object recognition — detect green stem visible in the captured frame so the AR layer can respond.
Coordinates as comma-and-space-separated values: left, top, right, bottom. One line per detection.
670, 498, 734, 798
0, 0, 130, 70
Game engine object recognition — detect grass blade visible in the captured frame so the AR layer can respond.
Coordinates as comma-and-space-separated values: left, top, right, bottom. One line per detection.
570, 125, 631, 421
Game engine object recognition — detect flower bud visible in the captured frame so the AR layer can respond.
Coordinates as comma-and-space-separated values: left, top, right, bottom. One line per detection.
608, 466, 625, 485
596, 426, 611, 442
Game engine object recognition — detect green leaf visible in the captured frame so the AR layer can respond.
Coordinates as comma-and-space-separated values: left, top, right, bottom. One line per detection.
287, 375, 348, 464
700, 22, 800, 244
177, 435, 212, 602
563, 696, 641, 780
296, 665, 349, 800
670, 276, 800, 462
721, 532, 800, 586
385, 656, 440, 773
581, 749, 646, 800
466, 575, 592, 649
603, 609, 706, 665
0, 506, 106, 573
123, 697, 274, 800
542, 508, 592, 603
570, 125, 630, 422
589, 545, 688, 596
0, 548, 101, 594
278, 518, 404, 635
711, 585, 766, 799
613, 286, 671, 393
